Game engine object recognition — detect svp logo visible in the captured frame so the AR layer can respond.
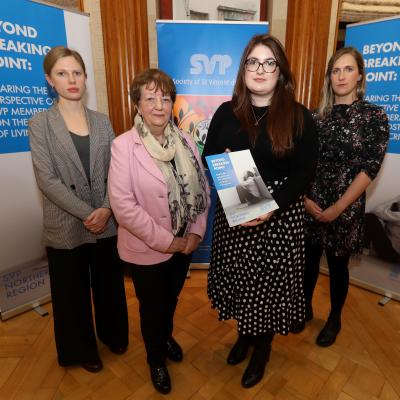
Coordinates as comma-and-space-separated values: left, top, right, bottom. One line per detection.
190, 54, 232, 75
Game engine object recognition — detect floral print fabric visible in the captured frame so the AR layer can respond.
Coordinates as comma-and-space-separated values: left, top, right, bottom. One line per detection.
305, 100, 389, 256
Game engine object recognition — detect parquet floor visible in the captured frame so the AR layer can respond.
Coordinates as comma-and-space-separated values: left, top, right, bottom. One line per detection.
0, 270, 399, 400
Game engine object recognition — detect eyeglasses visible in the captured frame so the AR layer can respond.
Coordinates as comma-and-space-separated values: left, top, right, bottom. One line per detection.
141, 96, 172, 108
245, 58, 278, 73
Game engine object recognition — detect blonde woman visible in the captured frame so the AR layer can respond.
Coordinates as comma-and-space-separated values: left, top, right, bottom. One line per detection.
28, 46, 128, 372
299, 47, 389, 346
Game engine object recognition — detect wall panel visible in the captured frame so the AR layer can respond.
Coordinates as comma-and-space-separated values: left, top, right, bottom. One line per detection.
100, 0, 149, 134
285, 0, 336, 109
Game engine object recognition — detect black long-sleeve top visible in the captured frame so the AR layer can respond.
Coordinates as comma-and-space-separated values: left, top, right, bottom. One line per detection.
202, 101, 318, 210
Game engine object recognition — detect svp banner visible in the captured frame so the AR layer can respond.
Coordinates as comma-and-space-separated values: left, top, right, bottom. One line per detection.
345, 17, 400, 300
0, 0, 95, 318
156, 21, 269, 263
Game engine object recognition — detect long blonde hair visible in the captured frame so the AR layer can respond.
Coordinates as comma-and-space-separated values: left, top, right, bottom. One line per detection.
319, 47, 366, 118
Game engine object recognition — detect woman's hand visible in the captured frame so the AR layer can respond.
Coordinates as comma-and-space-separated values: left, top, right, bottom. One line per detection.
241, 211, 274, 227
84, 208, 112, 234
182, 233, 201, 255
305, 197, 323, 218
166, 237, 188, 253
316, 203, 343, 223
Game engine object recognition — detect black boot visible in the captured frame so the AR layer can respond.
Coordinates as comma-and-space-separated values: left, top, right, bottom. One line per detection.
227, 334, 251, 365
316, 313, 341, 347
290, 302, 313, 334
150, 364, 171, 394
241, 334, 273, 388
166, 337, 183, 362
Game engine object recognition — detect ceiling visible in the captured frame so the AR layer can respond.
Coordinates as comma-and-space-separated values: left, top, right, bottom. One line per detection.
340, 0, 400, 22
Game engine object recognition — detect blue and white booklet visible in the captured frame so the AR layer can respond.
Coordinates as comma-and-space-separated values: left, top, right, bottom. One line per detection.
205, 150, 279, 227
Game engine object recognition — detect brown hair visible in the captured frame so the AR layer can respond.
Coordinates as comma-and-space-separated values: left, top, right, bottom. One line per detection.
43, 46, 86, 75
232, 34, 303, 156
319, 47, 365, 118
130, 68, 176, 117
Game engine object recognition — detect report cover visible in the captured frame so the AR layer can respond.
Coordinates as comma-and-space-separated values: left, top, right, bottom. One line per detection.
205, 150, 279, 227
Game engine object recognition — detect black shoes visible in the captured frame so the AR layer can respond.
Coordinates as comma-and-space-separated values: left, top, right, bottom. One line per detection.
227, 335, 251, 365
166, 337, 183, 362
150, 365, 171, 394
81, 357, 103, 373
148, 337, 180, 393
316, 314, 341, 347
241, 344, 271, 388
290, 303, 314, 334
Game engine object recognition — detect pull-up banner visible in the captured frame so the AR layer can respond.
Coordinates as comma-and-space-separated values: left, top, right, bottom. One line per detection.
0, 0, 95, 318
345, 17, 400, 300
156, 21, 269, 263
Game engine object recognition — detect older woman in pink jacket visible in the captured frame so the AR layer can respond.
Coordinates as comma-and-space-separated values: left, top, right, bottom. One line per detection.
108, 69, 209, 395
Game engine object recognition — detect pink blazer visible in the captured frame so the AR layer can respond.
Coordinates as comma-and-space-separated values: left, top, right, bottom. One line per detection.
108, 127, 210, 265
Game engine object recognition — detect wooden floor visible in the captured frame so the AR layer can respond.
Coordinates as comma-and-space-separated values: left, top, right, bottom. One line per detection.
0, 270, 399, 400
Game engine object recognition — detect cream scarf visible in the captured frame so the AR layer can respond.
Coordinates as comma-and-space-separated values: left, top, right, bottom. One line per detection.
134, 114, 207, 234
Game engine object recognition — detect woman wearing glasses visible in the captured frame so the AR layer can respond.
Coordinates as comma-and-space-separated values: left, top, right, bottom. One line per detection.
203, 34, 318, 388
108, 69, 209, 394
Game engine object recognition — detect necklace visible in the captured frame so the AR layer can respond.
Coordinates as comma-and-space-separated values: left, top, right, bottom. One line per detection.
251, 106, 268, 126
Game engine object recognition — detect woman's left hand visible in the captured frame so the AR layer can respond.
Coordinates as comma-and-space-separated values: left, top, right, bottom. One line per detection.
84, 208, 112, 234
240, 211, 274, 227
316, 203, 343, 223
182, 233, 202, 255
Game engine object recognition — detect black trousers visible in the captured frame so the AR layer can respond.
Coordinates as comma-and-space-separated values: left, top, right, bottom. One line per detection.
46, 236, 129, 366
127, 252, 191, 367
304, 244, 350, 316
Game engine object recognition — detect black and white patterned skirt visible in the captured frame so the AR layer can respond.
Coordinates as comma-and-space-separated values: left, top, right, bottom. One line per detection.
208, 180, 306, 335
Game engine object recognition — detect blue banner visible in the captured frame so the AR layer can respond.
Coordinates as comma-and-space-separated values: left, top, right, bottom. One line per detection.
157, 21, 268, 262
0, 0, 67, 154
346, 17, 400, 154
345, 18, 400, 301
158, 22, 268, 96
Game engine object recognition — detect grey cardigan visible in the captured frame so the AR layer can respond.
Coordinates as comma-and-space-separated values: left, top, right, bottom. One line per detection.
28, 104, 117, 249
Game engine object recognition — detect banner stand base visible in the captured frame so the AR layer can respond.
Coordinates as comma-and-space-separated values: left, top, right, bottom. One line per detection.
33, 305, 49, 317
0, 295, 51, 321
190, 263, 209, 270
378, 296, 392, 306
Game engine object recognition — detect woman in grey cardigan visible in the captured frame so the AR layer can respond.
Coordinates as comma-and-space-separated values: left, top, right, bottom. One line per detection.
28, 46, 128, 373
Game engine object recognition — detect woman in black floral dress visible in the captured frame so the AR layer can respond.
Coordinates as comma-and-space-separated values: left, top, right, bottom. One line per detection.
296, 47, 389, 346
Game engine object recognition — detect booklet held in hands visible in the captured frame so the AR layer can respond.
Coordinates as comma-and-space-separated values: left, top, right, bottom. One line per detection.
205, 150, 279, 227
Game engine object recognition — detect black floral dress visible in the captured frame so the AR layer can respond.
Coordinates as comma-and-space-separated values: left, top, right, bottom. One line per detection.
305, 100, 389, 256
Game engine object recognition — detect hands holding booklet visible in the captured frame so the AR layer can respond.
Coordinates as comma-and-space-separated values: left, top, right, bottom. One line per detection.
205, 149, 279, 227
